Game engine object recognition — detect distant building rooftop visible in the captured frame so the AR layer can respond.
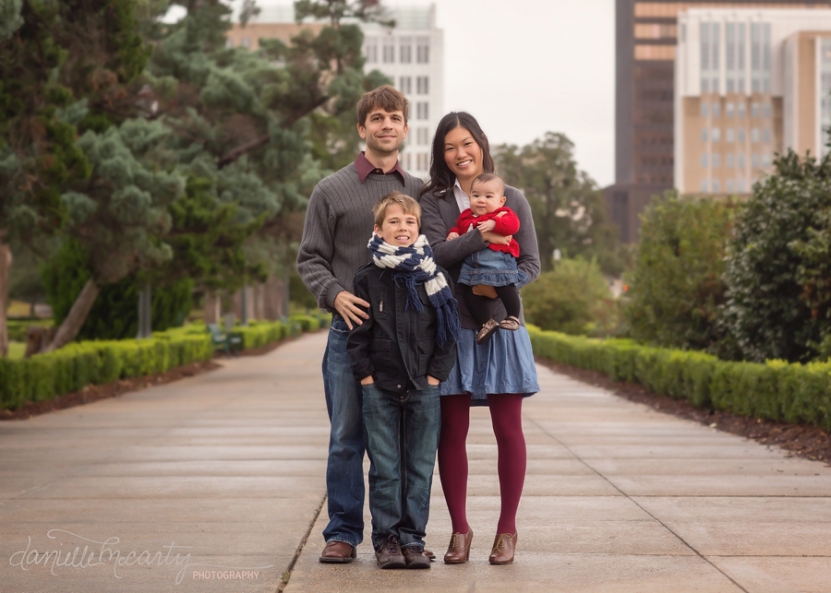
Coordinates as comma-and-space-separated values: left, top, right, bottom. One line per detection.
236, 3, 435, 29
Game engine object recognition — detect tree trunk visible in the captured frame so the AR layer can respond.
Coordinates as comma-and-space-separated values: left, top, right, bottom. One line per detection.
204, 292, 221, 324
0, 239, 11, 357
43, 279, 100, 353
264, 275, 284, 320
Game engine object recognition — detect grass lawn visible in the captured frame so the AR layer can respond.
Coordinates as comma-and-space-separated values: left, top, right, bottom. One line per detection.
7, 342, 25, 360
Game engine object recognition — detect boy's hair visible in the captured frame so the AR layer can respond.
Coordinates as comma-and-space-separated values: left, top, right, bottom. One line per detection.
471, 172, 506, 195
373, 192, 422, 228
356, 85, 409, 127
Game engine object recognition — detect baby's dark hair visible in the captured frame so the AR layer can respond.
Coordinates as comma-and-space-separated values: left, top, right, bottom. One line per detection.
471, 172, 505, 195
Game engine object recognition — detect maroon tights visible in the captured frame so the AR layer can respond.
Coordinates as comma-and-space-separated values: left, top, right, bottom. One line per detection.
437, 393, 526, 535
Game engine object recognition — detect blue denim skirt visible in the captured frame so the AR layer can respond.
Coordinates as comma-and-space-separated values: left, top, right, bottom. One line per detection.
440, 326, 539, 404
458, 248, 529, 287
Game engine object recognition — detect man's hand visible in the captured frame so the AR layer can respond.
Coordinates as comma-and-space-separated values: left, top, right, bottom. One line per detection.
471, 285, 498, 298
361, 376, 374, 385
481, 230, 512, 245
334, 290, 370, 330
427, 375, 440, 386
446, 231, 460, 241
476, 219, 496, 233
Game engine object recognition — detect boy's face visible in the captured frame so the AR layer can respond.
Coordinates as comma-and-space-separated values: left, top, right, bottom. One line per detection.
470, 179, 507, 216
358, 107, 408, 157
375, 203, 419, 247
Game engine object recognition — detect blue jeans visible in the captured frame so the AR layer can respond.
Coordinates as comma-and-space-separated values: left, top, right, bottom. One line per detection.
322, 316, 365, 546
362, 382, 441, 550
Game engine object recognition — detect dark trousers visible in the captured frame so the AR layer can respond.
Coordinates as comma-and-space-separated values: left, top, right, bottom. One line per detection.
461, 284, 521, 326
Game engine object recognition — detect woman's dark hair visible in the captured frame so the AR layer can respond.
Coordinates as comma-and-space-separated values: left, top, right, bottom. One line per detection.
420, 111, 495, 197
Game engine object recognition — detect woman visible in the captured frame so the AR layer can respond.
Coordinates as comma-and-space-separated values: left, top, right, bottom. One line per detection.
420, 112, 540, 565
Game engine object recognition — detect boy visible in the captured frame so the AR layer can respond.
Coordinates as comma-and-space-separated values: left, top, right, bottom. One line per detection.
347, 192, 459, 569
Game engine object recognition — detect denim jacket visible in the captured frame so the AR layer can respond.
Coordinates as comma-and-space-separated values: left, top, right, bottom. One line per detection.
347, 262, 457, 393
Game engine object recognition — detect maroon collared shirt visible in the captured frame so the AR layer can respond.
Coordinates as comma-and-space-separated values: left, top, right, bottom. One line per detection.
355, 151, 407, 184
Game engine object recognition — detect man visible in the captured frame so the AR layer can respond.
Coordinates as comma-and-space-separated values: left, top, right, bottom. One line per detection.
296, 85, 424, 563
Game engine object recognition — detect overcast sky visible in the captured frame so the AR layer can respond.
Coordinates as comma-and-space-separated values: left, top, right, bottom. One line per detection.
252, 0, 617, 186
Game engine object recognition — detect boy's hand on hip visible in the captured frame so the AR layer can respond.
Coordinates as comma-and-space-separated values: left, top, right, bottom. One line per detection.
334, 291, 370, 330
427, 376, 440, 386
361, 376, 374, 385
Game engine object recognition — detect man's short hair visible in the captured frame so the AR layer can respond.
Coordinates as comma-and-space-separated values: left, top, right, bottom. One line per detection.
471, 172, 506, 195
373, 192, 421, 228
357, 85, 409, 127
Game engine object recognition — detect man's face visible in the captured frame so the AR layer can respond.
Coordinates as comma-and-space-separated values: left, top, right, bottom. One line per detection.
374, 204, 419, 247
358, 108, 408, 157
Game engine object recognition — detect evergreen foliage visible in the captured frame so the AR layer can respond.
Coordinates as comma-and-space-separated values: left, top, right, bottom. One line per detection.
625, 194, 734, 352
722, 150, 831, 363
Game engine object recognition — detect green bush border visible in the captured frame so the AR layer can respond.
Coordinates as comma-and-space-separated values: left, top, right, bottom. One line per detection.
528, 326, 831, 431
0, 314, 332, 411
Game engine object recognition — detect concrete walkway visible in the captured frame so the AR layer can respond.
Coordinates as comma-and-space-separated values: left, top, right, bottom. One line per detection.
1, 332, 830, 593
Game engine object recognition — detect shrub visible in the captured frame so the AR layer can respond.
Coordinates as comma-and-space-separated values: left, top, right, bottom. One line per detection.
722, 151, 831, 362
625, 193, 734, 351
528, 326, 831, 431
522, 257, 614, 336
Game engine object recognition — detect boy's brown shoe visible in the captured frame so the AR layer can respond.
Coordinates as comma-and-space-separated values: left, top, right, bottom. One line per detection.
403, 546, 431, 569
375, 535, 406, 569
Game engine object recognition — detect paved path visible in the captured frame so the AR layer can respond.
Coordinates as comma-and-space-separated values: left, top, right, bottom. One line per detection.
1, 332, 830, 593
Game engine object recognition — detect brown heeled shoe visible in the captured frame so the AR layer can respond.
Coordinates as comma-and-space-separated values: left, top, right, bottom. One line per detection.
488, 532, 517, 565
443, 526, 473, 564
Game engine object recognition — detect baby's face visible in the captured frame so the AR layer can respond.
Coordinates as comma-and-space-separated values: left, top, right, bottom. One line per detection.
470, 179, 506, 215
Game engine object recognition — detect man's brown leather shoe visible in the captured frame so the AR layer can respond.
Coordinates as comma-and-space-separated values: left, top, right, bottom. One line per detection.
403, 546, 431, 569
488, 532, 517, 565
443, 526, 473, 564
319, 540, 356, 563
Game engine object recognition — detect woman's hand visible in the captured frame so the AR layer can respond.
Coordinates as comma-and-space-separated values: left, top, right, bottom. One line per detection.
446, 231, 460, 241
477, 219, 496, 233
481, 230, 512, 246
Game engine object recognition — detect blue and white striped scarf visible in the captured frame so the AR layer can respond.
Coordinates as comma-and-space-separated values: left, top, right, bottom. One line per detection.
368, 233, 460, 348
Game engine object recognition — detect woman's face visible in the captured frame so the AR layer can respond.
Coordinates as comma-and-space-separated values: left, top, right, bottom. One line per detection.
443, 126, 484, 184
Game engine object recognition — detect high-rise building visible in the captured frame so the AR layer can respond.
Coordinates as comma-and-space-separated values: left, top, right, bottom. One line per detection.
607, 0, 829, 242
227, 4, 443, 181
674, 9, 831, 195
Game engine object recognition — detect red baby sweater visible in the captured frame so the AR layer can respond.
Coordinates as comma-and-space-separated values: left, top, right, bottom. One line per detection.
448, 206, 521, 258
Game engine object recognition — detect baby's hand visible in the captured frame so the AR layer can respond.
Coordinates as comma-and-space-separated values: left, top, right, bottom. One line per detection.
496, 211, 508, 218
446, 231, 460, 241
477, 220, 496, 233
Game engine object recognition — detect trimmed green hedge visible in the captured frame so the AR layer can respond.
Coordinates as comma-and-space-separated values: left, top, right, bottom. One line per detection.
0, 315, 332, 411
7, 319, 54, 343
528, 326, 831, 431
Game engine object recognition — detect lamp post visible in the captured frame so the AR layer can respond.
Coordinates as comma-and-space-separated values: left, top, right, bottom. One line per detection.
137, 284, 152, 339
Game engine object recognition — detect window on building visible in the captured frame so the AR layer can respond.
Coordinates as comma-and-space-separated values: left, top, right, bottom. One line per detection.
751, 102, 760, 117
738, 102, 746, 117
712, 179, 721, 193
712, 128, 721, 142
763, 154, 771, 167
738, 178, 746, 193
701, 154, 709, 168
366, 43, 378, 63
416, 37, 430, 63
700, 22, 710, 93
726, 179, 734, 193
726, 22, 736, 93
700, 102, 709, 117
763, 103, 772, 118
726, 102, 735, 117
241, 38, 251, 48
416, 76, 429, 95
383, 43, 395, 63
752, 128, 760, 143
763, 128, 771, 143
726, 153, 734, 168
226, 38, 234, 48
417, 127, 430, 145
737, 128, 746, 143
738, 153, 746, 168
399, 76, 412, 94
737, 23, 746, 93
712, 102, 721, 117
416, 102, 429, 120
701, 128, 708, 142
701, 179, 709, 193
726, 129, 735, 143
752, 153, 760, 168
400, 37, 412, 63
713, 153, 721, 168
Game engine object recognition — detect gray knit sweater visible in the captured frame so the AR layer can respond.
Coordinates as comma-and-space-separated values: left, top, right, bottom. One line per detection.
296, 162, 424, 312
